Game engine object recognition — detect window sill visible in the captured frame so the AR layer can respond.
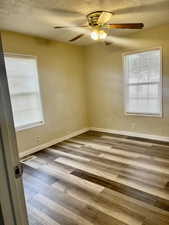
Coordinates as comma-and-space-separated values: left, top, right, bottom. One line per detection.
125, 112, 163, 118
16, 121, 45, 132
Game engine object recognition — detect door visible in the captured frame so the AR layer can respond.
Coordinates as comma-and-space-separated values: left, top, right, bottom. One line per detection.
0, 33, 29, 225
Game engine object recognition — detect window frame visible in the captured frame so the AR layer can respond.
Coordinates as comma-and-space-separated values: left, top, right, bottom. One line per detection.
123, 47, 163, 117
4, 52, 45, 132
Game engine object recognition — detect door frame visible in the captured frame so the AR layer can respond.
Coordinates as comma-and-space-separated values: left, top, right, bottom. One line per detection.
0, 33, 29, 225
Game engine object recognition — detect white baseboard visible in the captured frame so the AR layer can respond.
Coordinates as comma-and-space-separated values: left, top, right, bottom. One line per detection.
19, 126, 169, 158
19, 127, 90, 158
90, 127, 169, 143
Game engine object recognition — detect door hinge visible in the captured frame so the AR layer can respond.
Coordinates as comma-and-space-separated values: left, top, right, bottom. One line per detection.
14, 163, 23, 178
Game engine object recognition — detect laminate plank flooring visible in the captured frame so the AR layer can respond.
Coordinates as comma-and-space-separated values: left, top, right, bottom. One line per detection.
22, 131, 169, 225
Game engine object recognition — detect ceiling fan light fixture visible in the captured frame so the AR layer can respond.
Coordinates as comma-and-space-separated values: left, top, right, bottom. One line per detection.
99, 30, 107, 39
91, 30, 99, 40
90, 29, 107, 40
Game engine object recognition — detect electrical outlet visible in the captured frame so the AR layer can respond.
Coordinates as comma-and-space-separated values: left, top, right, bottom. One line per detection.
36, 136, 40, 144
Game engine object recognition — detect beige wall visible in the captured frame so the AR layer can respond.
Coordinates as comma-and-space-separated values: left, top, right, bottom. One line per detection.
2, 23, 169, 155
85, 24, 169, 137
2, 31, 88, 153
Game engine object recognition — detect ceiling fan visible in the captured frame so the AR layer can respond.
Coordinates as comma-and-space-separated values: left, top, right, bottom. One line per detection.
54, 10, 144, 44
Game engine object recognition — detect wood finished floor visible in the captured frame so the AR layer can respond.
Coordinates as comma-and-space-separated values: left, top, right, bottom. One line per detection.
22, 131, 169, 225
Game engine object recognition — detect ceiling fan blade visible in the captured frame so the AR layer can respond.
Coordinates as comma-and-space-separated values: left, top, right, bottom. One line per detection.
69, 34, 85, 42
54, 25, 88, 29
106, 23, 144, 29
54, 26, 69, 29
104, 41, 112, 46
98, 11, 112, 25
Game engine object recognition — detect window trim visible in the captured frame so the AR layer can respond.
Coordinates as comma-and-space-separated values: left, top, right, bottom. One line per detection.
123, 47, 163, 117
16, 121, 45, 132
4, 52, 45, 131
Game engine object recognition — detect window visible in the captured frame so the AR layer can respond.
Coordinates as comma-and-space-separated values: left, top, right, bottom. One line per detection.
4, 54, 44, 130
124, 48, 162, 116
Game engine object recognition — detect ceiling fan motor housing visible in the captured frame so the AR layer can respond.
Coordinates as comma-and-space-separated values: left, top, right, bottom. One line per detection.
87, 11, 112, 27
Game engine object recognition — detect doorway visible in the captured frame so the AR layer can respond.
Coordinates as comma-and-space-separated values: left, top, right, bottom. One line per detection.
0, 34, 29, 225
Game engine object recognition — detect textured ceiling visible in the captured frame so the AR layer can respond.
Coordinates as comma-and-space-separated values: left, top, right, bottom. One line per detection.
0, 0, 169, 45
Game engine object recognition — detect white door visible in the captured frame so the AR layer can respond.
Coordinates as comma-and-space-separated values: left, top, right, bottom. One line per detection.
0, 34, 29, 225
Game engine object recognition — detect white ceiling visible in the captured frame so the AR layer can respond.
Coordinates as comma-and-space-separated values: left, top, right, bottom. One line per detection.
0, 0, 169, 45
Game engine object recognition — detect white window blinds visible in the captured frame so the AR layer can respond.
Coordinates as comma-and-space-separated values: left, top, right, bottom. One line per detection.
124, 49, 162, 116
4, 54, 44, 130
